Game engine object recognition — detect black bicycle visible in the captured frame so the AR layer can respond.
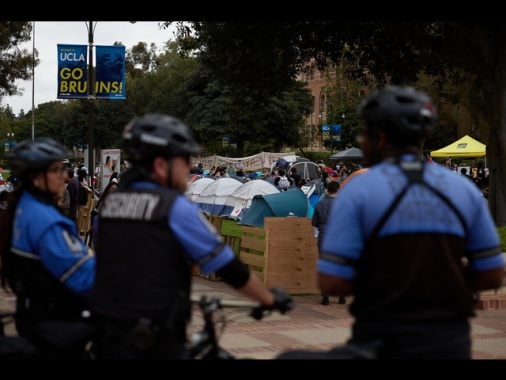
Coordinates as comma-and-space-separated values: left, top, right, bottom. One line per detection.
1, 291, 291, 360
0, 311, 38, 358
187, 294, 283, 360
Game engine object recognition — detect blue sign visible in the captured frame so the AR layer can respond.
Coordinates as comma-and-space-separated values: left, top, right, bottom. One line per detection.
57, 44, 126, 100
4, 141, 17, 152
223, 136, 237, 148
322, 124, 342, 142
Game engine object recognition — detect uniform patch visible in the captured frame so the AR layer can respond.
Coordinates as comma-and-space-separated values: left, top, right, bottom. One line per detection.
62, 229, 85, 253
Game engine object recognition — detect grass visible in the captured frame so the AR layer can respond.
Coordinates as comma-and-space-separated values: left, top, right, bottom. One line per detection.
221, 218, 243, 237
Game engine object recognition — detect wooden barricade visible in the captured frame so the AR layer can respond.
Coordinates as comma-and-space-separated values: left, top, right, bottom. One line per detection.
192, 216, 320, 293
77, 186, 95, 237
239, 217, 319, 294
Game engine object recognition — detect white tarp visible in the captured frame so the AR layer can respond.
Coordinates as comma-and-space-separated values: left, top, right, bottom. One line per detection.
195, 152, 295, 172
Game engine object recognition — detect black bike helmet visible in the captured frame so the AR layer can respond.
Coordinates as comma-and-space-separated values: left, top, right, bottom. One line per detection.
6, 137, 71, 177
122, 113, 201, 162
357, 86, 437, 146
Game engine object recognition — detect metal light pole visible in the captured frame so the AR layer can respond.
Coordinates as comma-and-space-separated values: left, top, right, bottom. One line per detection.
31, 21, 35, 140
86, 21, 95, 191
309, 114, 313, 149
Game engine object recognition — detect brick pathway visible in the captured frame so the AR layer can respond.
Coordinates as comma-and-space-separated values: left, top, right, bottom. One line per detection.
2, 276, 506, 359
189, 276, 506, 360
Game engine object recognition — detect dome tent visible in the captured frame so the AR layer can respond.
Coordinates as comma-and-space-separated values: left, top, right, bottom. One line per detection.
238, 188, 308, 228
194, 177, 242, 215
219, 179, 280, 220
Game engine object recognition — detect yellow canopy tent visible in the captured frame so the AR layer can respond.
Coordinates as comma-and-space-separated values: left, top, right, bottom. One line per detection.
430, 135, 486, 158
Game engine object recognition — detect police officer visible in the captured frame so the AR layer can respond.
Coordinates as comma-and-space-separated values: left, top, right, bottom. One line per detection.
315, 86, 505, 359
89, 114, 293, 359
278, 86, 505, 360
0, 138, 96, 359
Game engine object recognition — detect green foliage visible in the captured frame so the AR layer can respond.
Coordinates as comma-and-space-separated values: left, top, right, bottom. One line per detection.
296, 150, 331, 164
498, 227, 506, 253
0, 22, 37, 100
184, 66, 313, 157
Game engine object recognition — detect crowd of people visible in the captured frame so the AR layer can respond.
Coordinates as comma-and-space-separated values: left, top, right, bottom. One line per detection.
0, 86, 504, 360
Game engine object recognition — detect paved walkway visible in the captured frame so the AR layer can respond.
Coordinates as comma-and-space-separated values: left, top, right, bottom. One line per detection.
2, 276, 506, 359
189, 276, 506, 360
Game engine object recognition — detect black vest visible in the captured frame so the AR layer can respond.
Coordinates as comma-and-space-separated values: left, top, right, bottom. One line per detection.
91, 186, 191, 324
8, 253, 88, 323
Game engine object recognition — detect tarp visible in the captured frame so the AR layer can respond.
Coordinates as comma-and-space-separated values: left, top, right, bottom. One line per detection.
220, 179, 280, 220
194, 178, 243, 215
430, 135, 486, 158
238, 188, 309, 228
196, 152, 295, 172
329, 147, 364, 160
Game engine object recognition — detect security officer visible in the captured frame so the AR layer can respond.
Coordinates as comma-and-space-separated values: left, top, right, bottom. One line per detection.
278, 86, 505, 360
0, 138, 95, 359
89, 114, 293, 359
317, 86, 505, 359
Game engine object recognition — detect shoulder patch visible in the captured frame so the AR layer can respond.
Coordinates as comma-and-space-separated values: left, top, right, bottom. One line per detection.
62, 229, 85, 254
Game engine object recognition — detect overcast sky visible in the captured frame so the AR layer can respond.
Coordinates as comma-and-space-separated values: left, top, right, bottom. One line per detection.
3, 21, 177, 115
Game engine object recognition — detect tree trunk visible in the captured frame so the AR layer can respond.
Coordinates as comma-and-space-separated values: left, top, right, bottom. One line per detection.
488, 118, 506, 228
484, 56, 506, 227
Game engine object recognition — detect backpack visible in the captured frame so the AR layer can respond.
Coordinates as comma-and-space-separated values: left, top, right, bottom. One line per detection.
79, 183, 88, 206
278, 175, 291, 189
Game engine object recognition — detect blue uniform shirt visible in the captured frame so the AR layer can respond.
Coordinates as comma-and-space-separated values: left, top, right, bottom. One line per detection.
11, 191, 95, 297
319, 157, 505, 281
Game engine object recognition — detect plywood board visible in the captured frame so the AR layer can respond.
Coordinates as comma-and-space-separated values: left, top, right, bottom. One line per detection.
263, 217, 319, 294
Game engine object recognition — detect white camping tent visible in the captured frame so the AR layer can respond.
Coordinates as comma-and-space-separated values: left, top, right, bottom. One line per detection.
220, 179, 280, 220
185, 177, 215, 203
194, 177, 243, 215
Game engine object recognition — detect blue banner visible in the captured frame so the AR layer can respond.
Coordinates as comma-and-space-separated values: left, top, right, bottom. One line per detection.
322, 124, 342, 142
331, 124, 342, 142
95, 45, 126, 100
57, 44, 88, 99
57, 44, 126, 100
223, 136, 237, 148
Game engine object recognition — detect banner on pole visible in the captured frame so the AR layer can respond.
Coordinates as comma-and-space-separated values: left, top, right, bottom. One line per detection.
95, 45, 126, 100
57, 44, 126, 100
322, 124, 342, 142
57, 44, 88, 99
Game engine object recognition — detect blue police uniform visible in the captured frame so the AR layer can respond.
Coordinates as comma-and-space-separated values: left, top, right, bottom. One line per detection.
318, 154, 505, 358
9, 191, 95, 357
11, 192, 94, 296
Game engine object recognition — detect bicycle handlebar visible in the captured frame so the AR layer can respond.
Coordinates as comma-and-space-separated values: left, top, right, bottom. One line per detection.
190, 295, 261, 309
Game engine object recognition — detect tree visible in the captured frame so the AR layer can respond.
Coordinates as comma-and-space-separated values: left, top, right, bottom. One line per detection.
182, 64, 313, 157
0, 22, 38, 102
167, 21, 506, 227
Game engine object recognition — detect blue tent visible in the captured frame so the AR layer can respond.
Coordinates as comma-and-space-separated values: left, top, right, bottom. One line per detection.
238, 188, 309, 228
